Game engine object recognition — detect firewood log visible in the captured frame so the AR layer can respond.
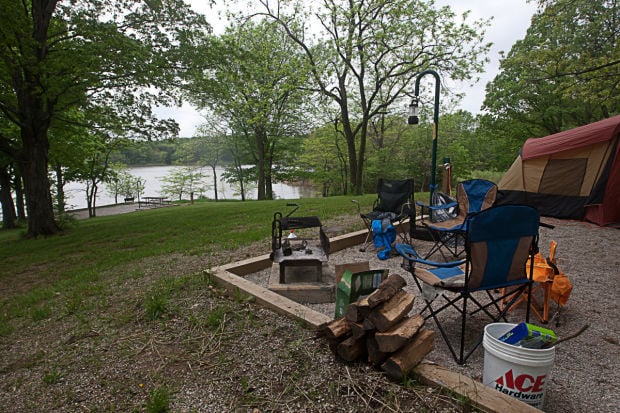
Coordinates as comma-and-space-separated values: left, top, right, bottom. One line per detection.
367, 274, 407, 308
322, 317, 352, 341
350, 322, 367, 339
366, 290, 415, 332
366, 334, 389, 366
381, 329, 435, 380
337, 336, 367, 362
375, 314, 425, 353
344, 296, 371, 322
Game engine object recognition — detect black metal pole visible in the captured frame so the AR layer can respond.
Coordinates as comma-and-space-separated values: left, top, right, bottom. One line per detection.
414, 69, 441, 209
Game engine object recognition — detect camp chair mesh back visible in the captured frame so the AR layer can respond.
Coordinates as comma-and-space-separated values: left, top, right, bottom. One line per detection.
396, 204, 539, 364
355, 179, 414, 252
421, 178, 498, 259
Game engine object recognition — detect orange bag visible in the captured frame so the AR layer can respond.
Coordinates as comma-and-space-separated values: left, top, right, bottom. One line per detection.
551, 272, 572, 306
542, 244, 572, 307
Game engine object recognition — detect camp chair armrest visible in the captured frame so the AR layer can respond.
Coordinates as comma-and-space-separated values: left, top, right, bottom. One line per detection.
395, 243, 465, 267
422, 258, 466, 268
398, 200, 415, 218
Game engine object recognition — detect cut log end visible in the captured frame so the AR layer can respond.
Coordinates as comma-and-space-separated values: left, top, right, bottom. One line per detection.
381, 329, 435, 381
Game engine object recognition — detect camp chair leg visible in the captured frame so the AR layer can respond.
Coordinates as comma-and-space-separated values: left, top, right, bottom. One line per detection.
417, 289, 481, 365
423, 228, 465, 261
359, 229, 373, 252
425, 296, 463, 364
459, 295, 468, 364
542, 282, 551, 323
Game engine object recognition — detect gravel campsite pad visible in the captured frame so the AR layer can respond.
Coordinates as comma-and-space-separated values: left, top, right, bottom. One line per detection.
252, 217, 620, 413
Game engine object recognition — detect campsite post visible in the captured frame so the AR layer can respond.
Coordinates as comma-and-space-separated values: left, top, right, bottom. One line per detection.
409, 69, 441, 217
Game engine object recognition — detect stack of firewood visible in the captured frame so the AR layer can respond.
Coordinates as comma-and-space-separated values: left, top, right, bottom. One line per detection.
321, 274, 435, 380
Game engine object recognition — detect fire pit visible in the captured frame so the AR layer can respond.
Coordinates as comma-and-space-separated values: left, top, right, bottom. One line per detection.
269, 204, 333, 303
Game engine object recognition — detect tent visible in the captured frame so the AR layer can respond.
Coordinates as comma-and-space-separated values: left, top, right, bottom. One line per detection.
497, 115, 620, 226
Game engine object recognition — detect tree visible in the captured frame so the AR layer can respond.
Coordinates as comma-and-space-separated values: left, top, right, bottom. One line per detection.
299, 121, 349, 196
186, 19, 311, 200
0, 0, 211, 236
173, 124, 230, 201
483, 0, 620, 137
106, 169, 138, 205
256, 0, 490, 194
160, 167, 209, 201
81, 137, 130, 218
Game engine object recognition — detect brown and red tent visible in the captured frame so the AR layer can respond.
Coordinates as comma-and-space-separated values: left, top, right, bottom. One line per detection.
497, 115, 620, 226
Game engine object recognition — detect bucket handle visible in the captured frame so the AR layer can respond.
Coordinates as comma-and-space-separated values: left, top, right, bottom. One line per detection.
542, 324, 589, 349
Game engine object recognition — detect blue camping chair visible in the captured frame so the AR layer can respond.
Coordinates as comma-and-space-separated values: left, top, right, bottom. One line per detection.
395, 204, 540, 364
417, 179, 498, 260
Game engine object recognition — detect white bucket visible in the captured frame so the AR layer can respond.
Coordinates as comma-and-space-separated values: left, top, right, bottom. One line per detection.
483, 323, 555, 410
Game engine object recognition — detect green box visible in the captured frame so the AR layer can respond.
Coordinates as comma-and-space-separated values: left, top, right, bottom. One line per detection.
498, 322, 557, 345
334, 269, 389, 318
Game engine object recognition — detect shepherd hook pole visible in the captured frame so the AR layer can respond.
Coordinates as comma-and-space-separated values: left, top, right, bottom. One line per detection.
413, 69, 441, 210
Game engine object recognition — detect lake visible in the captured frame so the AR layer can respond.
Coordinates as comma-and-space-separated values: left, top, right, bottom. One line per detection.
64, 165, 315, 211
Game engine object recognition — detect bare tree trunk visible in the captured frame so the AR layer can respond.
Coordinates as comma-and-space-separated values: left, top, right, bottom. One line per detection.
53, 163, 66, 214
255, 126, 267, 200
12, 172, 26, 221
210, 165, 219, 201
20, 127, 58, 236
15, 0, 60, 237
0, 166, 17, 229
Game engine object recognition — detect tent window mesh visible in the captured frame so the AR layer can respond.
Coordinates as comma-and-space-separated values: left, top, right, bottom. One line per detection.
539, 158, 587, 195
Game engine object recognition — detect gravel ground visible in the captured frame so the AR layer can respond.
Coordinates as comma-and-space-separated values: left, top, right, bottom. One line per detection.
249, 217, 620, 413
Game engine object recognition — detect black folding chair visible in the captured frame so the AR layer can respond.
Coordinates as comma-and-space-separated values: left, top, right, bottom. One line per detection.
395, 204, 540, 364
352, 178, 415, 252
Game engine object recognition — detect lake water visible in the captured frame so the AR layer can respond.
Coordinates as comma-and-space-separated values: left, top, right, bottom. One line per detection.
64, 165, 315, 211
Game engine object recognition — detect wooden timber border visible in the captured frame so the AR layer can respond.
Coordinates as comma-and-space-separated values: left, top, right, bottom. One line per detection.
210, 226, 541, 413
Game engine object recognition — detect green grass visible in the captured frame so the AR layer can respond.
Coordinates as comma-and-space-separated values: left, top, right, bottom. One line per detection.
145, 386, 172, 413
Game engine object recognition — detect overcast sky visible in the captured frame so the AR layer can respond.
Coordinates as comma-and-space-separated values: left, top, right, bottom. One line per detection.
162, 0, 538, 137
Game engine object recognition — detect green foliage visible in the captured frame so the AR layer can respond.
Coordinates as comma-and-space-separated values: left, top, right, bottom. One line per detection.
260, 0, 491, 193
455, 170, 504, 184
0, 315, 14, 337
299, 125, 349, 196
107, 168, 144, 201
42, 369, 63, 385
233, 288, 255, 304
31, 305, 52, 322
205, 306, 227, 329
185, 20, 311, 200
0, 0, 212, 236
484, 0, 619, 139
145, 292, 169, 321
145, 386, 172, 413
159, 166, 209, 200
